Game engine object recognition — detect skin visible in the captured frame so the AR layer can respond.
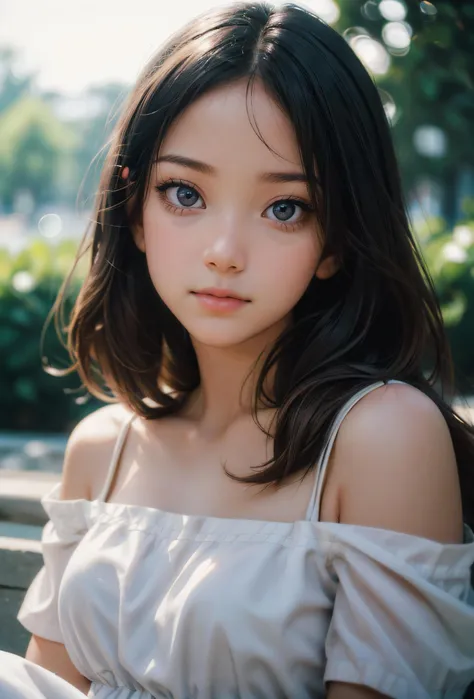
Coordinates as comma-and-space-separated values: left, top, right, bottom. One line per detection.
27, 79, 464, 698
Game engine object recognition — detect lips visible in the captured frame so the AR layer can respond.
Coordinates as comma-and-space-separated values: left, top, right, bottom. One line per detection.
192, 288, 250, 302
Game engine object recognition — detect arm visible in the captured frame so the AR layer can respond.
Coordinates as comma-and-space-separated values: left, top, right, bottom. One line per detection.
25, 637, 91, 695
23, 404, 128, 693
325, 382, 464, 699
327, 682, 392, 699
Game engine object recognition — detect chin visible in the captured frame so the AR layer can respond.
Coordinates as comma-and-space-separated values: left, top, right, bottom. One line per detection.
185, 319, 284, 351
188, 331, 256, 349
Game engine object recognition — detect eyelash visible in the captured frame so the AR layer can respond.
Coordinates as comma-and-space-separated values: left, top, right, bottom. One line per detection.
154, 178, 314, 231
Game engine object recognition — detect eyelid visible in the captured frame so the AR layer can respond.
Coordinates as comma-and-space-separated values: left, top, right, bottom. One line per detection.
266, 194, 313, 208
155, 177, 202, 193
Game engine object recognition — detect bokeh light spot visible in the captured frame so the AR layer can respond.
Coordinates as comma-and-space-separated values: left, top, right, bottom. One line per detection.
420, 1, 438, 16
38, 213, 62, 238
379, 0, 407, 22
12, 271, 35, 293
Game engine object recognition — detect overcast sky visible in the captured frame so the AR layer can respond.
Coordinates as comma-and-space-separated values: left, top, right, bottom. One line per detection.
0, 0, 250, 94
0, 0, 331, 95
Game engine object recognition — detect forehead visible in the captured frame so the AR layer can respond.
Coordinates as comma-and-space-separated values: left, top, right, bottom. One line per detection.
158, 79, 303, 172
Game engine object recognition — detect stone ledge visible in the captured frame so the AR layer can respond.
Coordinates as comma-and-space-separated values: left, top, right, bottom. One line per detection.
0, 471, 59, 525
0, 522, 43, 541
0, 588, 31, 655
0, 431, 66, 473
0, 539, 43, 655
0, 539, 43, 588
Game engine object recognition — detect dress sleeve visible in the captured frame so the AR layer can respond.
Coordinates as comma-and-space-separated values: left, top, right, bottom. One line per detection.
17, 487, 90, 644
323, 522, 474, 699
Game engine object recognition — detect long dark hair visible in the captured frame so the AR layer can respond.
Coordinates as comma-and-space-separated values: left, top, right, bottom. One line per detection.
49, 1, 474, 527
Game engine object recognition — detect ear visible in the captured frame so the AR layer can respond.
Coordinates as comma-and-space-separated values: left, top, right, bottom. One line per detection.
130, 222, 146, 253
123, 182, 146, 253
315, 253, 339, 280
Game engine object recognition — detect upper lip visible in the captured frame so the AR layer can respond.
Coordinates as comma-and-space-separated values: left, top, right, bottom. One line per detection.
193, 287, 249, 301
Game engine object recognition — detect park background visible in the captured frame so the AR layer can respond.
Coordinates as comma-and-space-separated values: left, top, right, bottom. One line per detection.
0, 0, 474, 656
0, 0, 473, 454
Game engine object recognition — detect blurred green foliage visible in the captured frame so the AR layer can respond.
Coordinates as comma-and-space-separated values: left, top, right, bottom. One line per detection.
0, 97, 78, 209
0, 47, 33, 114
421, 214, 474, 388
0, 239, 102, 432
0, 48, 126, 211
337, 0, 474, 225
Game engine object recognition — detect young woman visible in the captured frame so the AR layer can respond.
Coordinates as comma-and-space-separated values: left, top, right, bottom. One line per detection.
1, 2, 474, 698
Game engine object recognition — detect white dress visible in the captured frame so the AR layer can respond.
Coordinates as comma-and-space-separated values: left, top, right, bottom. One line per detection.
1, 381, 473, 699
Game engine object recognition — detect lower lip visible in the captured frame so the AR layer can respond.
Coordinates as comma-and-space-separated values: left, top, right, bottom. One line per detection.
192, 293, 248, 311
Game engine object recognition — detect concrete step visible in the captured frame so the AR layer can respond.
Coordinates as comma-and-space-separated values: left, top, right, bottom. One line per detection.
0, 470, 59, 525
0, 522, 43, 541
0, 432, 66, 473
0, 537, 43, 655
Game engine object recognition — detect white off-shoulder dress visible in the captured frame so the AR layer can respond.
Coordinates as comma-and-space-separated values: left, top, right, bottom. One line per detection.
1, 381, 474, 699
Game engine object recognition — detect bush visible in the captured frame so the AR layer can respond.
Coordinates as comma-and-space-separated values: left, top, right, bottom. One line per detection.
418, 217, 474, 392
0, 238, 102, 432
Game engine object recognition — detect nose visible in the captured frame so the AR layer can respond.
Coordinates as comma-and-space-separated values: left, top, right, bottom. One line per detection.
202, 218, 246, 274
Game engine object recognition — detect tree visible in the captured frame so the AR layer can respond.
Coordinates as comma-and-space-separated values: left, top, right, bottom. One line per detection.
70, 82, 128, 209
335, 0, 474, 226
0, 96, 77, 211
0, 46, 35, 113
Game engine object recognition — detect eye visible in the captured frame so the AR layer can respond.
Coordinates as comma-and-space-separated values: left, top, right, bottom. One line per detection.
156, 180, 204, 209
265, 199, 310, 225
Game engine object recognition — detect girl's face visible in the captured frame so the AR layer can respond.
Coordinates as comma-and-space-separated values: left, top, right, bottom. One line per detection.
133, 79, 336, 349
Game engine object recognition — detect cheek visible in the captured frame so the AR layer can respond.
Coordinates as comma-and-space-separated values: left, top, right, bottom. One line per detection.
260, 237, 320, 303
141, 221, 190, 292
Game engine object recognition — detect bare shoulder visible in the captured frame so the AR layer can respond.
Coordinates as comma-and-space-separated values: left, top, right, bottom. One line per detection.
332, 382, 464, 542
60, 402, 134, 501
338, 381, 449, 443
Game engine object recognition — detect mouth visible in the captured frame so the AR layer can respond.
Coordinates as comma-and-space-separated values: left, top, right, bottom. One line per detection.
190, 288, 251, 312
191, 288, 250, 302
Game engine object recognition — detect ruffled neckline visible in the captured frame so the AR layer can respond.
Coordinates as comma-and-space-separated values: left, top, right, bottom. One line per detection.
42, 482, 474, 551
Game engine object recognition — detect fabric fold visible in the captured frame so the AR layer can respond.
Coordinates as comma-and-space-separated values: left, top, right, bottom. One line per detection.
324, 523, 474, 699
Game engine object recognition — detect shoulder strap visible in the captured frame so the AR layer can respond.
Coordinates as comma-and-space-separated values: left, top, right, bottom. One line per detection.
305, 380, 404, 522
97, 411, 137, 502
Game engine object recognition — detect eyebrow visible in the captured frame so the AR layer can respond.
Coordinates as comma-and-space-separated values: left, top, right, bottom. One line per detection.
155, 154, 315, 185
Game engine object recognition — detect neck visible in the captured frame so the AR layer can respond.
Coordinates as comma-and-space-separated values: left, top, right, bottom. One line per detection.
182, 321, 286, 438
